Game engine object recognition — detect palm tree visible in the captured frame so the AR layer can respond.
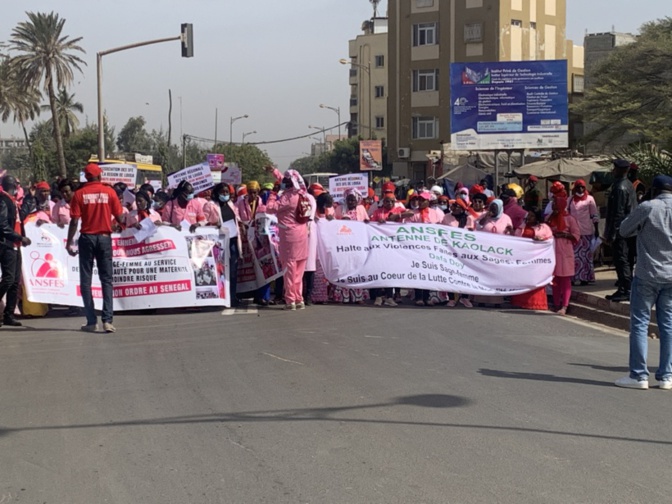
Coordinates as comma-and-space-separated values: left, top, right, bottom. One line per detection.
41, 88, 83, 138
9, 11, 86, 178
0, 57, 41, 158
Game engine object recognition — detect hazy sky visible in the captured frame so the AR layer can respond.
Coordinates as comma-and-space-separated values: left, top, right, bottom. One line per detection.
1, 0, 670, 169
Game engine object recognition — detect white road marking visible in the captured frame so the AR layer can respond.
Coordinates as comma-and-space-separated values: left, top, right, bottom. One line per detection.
221, 307, 259, 316
261, 352, 304, 366
557, 315, 628, 338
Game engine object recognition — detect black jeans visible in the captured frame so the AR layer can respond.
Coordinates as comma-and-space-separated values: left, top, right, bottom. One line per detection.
0, 247, 21, 318
370, 288, 393, 299
613, 235, 632, 293
303, 271, 315, 302
229, 241, 239, 306
79, 234, 114, 325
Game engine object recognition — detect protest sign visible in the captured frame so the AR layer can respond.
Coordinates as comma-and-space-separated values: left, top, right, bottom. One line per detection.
167, 162, 214, 193
101, 164, 137, 186
316, 220, 555, 296
236, 212, 284, 292
23, 223, 231, 309
328, 174, 368, 202
221, 163, 242, 185
207, 153, 225, 171
359, 140, 383, 171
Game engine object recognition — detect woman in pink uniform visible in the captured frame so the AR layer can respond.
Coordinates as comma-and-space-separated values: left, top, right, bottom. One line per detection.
547, 195, 580, 315
265, 167, 310, 311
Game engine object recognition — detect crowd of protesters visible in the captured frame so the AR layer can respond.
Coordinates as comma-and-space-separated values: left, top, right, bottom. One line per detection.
0, 158, 640, 323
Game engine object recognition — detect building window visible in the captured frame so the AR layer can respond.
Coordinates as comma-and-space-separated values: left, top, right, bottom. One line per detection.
464, 23, 483, 43
530, 21, 537, 29
375, 116, 385, 129
416, 0, 434, 7
413, 69, 439, 92
511, 19, 523, 27
573, 74, 585, 94
375, 55, 385, 68
413, 23, 438, 46
412, 117, 438, 139
375, 85, 385, 98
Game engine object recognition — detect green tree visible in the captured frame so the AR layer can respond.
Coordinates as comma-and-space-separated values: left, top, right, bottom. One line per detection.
0, 57, 41, 159
212, 143, 273, 183
575, 18, 672, 150
9, 11, 86, 178
116, 116, 152, 153
615, 142, 672, 184
41, 87, 83, 138
290, 155, 322, 174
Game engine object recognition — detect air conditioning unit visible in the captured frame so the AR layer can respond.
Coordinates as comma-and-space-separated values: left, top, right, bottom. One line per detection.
398, 147, 410, 159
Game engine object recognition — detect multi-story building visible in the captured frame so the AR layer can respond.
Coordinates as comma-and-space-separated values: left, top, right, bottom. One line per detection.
0, 137, 27, 154
345, 17, 388, 142
387, 0, 583, 180
581, 31, 637, 154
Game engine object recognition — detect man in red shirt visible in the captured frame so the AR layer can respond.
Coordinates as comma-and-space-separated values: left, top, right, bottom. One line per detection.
66, 163, 123, 333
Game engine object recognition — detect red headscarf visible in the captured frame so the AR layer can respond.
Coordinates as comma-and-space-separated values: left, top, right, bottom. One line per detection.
469, 184, 484, 196
572, 179, 588, 202
550, 181, 567, 198
547, 195, 569, 232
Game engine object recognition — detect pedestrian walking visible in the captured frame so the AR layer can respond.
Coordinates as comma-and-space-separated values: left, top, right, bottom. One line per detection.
0, 176, 32, 327
615, 175, 672, 390
66, 164, 123, 333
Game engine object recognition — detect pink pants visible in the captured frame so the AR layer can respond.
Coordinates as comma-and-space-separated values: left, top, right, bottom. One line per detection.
284, 258, 307, 304
552, 276, 572, 309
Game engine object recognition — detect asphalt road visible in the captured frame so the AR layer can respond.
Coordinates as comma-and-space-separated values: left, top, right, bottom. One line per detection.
0, 304, 670, 504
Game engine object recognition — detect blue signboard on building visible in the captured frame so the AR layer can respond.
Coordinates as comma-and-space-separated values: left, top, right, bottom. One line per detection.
450, 60, 569, 150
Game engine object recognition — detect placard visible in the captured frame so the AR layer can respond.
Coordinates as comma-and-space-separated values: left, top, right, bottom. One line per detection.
100, 164, 138, 186
328, 174, 368, 202
167, 162, 214, 193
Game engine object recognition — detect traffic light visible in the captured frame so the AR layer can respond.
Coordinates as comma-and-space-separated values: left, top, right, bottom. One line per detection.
181, 23, 193, 58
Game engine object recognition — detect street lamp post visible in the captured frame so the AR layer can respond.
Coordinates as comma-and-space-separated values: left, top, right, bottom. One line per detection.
319, 103, 341, 139
340, 58, 371, 140
97, 25, 193, 162
308, 125, 326, 146
242, 130, 257, 144
230, 114, 249, 144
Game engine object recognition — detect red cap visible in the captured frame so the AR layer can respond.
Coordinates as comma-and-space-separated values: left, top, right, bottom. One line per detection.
35, 181, 50, 191
630, 162, 640, 171
528, 175, 539, 182
237, 186, 247, 196
382, 182, 396, 193
309, 183, 325, 196
574, 179, 586, 188
84, 163, 102, 180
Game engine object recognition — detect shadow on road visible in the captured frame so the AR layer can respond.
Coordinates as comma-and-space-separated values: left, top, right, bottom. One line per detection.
478, 368, 614, 388
567, 362, 630, 373
1, 393, 670, 446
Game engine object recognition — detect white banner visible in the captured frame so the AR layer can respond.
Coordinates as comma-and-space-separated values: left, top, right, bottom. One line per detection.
315, 220, 555, 295
23, 223, 231, 310
328, 174, 368, 202
167, 162, 214, 193
101, 163, 138, 186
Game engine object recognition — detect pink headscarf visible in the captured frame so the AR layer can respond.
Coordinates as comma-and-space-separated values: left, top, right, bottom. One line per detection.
344, 188, 363, 203
284, 169, 306, 194
456, 187, 470, 206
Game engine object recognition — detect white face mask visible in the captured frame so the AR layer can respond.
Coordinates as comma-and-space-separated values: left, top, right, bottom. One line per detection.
439, 205, 448, 211
411, 202, 419, 210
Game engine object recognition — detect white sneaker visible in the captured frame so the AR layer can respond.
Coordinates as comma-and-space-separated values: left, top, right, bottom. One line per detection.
657, 378, 672, 390
383, 298, 398, 307
374, 297, 383, 306
615, 376, 649, 390
285, 303, 296, 311
459, 298, 473, 308
296, 301, 306, 310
